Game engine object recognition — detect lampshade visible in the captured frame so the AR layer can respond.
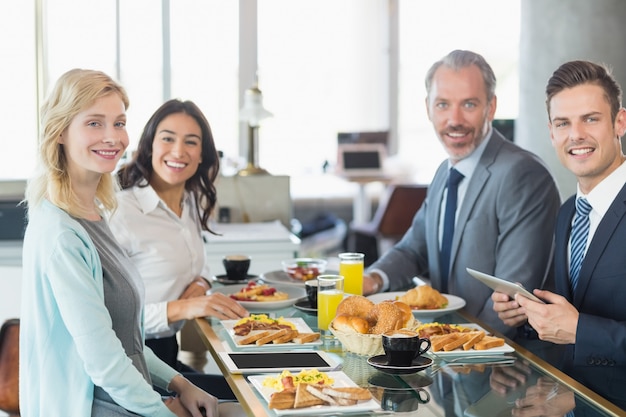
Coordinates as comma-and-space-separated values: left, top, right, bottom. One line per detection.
237, 83, 273, 176
238, 85, 273, 127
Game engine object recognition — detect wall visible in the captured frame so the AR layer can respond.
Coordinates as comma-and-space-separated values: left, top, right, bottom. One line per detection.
517, 0, 626, 200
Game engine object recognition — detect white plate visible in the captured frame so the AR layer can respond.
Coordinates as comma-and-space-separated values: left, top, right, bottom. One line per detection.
208, 283, 305, 311
222, 317, 322, 348
366, 292, 466, 319
260, 270, 304, 286
260, 269, 339, 287
248, 371, 380, 416
426, 323, 515, 358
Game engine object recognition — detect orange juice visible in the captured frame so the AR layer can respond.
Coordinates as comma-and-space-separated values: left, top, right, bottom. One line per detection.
340, 259, 364, 295
317, 290, 344, 330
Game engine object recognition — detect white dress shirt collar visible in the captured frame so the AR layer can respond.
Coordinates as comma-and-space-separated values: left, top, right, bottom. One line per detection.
578, 159, 626, 218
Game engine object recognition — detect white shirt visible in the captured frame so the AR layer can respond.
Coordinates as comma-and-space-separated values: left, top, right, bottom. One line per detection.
109, 184, 211, 338
569, 159, 626, 264
438, 126, 492, 248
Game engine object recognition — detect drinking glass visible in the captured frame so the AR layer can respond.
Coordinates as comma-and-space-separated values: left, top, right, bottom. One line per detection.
317, 275, 345, 334
338, 252, 364, 295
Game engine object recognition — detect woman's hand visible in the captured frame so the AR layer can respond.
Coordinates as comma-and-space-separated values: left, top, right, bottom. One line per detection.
180, 276, 211, 299
168, 292, 249, 322
168, 375, 219, 417
164, 396, 192, 417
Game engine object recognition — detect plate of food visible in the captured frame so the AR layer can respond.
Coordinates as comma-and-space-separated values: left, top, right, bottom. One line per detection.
209, 282, 305, 311
416, 322, 514, 357
222, 314, 322, 348
367, 286, 466, 319
248, 370, 379, 415
260, 270, 304, 286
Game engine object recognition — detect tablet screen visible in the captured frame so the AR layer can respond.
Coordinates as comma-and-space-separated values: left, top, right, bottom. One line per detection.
226, 352, 332, 370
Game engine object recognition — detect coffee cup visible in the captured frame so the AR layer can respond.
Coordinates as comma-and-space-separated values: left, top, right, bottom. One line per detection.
304, 279, 318, 308
382, 331, 431, 367
381, 388, 430, 412
222, 255, 251, 280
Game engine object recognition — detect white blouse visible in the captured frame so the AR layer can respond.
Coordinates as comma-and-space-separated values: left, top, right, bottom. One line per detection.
109, 184, 211, 339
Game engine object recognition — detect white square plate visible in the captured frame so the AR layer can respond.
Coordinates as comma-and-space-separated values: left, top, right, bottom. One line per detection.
222, 318, 322, 348
427, 323, 515, 358
248, 371, 380, 415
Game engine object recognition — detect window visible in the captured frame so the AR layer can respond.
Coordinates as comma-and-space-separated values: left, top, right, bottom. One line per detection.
257, 0, 389, 176
1, 1, 520, 185
0, 1, 37, 180
398, 0, 521, 182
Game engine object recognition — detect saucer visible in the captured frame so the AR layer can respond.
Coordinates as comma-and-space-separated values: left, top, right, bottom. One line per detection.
367, 355, 433, 375
293, 299, 317, 315
211, 274, 258, 285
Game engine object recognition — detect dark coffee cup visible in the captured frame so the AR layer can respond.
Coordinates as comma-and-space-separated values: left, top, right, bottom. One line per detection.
222, 255, 251, 280
381, 388, 430, 412
382, 332, 431, 367
304, 279, 318, 307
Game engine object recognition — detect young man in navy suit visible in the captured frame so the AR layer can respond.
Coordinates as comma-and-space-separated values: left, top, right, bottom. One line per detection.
493, 60, 626, 409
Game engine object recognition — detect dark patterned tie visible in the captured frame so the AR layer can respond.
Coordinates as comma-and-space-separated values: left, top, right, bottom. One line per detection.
440, 168, 464, 293
569, 197, 592, 293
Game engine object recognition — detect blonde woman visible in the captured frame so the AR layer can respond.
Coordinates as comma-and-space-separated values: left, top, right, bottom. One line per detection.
20, 68, 217, 417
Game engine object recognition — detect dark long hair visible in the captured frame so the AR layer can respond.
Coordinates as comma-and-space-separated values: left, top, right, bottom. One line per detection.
117, 99, 219, 232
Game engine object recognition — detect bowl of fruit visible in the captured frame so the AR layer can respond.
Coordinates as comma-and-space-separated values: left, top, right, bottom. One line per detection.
281, 258, 327, 282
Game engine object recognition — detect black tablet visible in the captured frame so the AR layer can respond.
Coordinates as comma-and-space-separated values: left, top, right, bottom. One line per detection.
218, 351, 341, 374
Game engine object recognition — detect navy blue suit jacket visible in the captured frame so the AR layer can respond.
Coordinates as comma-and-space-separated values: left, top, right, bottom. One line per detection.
554, 183, 626, 408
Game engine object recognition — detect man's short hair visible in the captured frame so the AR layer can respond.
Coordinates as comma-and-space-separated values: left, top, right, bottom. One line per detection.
425, 49, 497, 102
545, 60, 622, 123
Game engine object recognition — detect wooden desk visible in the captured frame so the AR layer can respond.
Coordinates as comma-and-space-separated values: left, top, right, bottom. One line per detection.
194, 308, 624, 417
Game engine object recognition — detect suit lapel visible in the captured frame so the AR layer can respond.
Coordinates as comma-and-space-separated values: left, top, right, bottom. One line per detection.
427, 163, 448, 288
451, 134, 503, 262
554, 197, 575, 299
574, 183, 626, 305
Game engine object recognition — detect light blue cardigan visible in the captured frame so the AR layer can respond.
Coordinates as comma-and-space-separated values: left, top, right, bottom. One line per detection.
20, 200, 179, 416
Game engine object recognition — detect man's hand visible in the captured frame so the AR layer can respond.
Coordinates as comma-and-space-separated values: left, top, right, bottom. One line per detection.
363, 273, 383, 296
511, 377, 575, 417
490, 359, 532, 395
492, 291, 528, 327
516, 290, 579, 344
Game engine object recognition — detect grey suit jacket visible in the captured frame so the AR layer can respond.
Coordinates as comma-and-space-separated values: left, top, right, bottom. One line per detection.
369, 129, 561, 337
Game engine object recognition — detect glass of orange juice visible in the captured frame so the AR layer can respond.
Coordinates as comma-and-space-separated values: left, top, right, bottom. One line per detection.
338, 252, 364, 295
317, 274, 344, 334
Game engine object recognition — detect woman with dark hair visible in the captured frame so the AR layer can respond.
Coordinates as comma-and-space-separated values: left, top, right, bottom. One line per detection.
110, 99, 247, 399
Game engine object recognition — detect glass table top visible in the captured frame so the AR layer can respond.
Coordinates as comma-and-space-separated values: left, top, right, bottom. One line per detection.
198, 306, 624, 417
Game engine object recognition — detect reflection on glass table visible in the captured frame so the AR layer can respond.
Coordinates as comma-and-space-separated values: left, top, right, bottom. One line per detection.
197, 306, 624, 417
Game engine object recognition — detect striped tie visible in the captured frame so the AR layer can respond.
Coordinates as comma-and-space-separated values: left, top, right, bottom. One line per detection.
569, 197, 592, 293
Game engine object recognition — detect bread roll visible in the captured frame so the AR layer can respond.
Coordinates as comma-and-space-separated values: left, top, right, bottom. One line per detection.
332, 314, 370, 334
336, 295, 375, 319
398, 286, 448, 309
367, 302, 403, 334
392, 300, 414, 327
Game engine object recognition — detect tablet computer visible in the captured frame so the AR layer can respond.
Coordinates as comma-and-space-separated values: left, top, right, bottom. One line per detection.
466, 268, 545, 304
217, 351, 341, 374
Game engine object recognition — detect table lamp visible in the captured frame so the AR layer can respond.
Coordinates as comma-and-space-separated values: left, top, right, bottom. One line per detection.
238, 83, 273, 176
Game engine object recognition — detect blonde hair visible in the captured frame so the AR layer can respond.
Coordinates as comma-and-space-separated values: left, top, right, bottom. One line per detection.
25, 69, 129, 217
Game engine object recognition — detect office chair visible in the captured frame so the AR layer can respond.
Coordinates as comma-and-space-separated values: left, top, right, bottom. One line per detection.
0, 318, 19, 416
347, 184, 427, 266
